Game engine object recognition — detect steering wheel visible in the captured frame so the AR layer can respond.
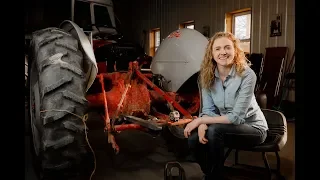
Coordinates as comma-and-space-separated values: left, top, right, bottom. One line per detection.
92, 24, 123, 40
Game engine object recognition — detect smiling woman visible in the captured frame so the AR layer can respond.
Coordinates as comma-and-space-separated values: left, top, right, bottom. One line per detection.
184, 31, 268, 180
211, 38, 235, 68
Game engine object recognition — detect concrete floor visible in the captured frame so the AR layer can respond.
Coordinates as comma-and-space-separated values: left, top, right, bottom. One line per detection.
25, 121, 295, 180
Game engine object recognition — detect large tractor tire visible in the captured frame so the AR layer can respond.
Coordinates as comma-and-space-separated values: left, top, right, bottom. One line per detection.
28, 27, 94, 180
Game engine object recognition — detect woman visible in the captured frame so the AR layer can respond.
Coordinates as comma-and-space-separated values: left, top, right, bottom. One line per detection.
183, 32, 268, 180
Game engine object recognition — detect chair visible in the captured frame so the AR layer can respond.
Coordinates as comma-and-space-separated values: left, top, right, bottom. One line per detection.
224, 109, 288, 180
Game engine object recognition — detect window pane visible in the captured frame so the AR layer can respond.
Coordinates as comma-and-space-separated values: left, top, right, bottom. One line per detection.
234, 14, 251, 40
186, 24, 194, 29
74, 1, 91, 30
155, 31, 160, 47
94, 5, 113, 27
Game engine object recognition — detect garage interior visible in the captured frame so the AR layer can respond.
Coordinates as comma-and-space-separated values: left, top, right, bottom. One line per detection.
25, 0, 295, 180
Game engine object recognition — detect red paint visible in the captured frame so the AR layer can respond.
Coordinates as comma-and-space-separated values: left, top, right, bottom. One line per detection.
98, 74, 111, 132
168, 30, 181, 38
93, 39, 113, 50
97, 62, 107, 74
86, 34, 202, 154
86, 61, 200, 152
132, 61, 193, 119
87, 72, 151, 120
87, 61, 199, 122
114, 124, 145, 131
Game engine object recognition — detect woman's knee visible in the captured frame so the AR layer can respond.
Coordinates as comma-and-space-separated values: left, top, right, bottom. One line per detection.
207, 124, 228, 140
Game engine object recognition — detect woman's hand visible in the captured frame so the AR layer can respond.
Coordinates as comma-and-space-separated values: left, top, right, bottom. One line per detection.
184, 118, 202, 138
198, 124, 208, 144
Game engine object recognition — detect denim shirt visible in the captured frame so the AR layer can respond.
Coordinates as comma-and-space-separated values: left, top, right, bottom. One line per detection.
199, 65, 268, 131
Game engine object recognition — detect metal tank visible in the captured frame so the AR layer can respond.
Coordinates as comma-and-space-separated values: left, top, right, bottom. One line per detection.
150, 28, 209, 92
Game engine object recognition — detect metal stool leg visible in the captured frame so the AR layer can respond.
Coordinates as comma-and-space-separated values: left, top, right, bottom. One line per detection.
262, 152, 272, 180
275, 151, 280, 172
275, 151, 286, 180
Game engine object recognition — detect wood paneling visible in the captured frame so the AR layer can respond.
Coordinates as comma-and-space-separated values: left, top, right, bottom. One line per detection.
128, 0, 295, 64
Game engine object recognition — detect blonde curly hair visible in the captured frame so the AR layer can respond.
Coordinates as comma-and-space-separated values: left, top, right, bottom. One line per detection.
200, 31, 251, 89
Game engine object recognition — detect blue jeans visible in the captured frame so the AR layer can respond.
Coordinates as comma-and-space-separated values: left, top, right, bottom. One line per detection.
188, 123, 267, 180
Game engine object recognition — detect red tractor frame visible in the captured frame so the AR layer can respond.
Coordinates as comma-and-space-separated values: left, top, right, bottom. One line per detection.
86, 45, 201, 153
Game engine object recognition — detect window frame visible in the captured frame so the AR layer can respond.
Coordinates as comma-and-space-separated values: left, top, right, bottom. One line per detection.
149, 28, 160, 57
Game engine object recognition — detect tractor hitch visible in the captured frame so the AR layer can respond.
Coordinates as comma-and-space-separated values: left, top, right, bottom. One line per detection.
88, 61, 196, 153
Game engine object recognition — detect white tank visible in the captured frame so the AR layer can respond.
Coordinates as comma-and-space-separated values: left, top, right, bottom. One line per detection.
150, 28, 209, 92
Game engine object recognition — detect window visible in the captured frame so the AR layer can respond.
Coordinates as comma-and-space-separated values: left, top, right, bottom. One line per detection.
74, 1, 92, 31
233, 12, 251, 41
185, 23, 195, 29
185, 24, 194, 29
149, 28, 160, 57
225, 8, 251, 54
155, 30, 160, 51
179, 21, 195, 29
93, 5, 113, 28
233, 11, 251, 53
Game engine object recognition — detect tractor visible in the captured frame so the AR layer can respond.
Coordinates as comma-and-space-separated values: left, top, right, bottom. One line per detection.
26, 0, 208, 179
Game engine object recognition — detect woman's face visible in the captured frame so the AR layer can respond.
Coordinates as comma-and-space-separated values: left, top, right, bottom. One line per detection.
212, 37, 235, 67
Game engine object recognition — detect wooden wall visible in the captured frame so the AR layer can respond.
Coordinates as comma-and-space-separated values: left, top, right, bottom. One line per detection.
128, 0, 295, 66
120, 0, 295, 101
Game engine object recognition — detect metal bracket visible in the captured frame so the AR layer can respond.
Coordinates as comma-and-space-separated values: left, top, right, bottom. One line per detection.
124, 115, 162, 131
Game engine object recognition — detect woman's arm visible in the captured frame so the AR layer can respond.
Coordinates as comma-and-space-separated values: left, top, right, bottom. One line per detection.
199, 87, 220, 117
200, 115, 232, 124
199, 70, 257, 125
